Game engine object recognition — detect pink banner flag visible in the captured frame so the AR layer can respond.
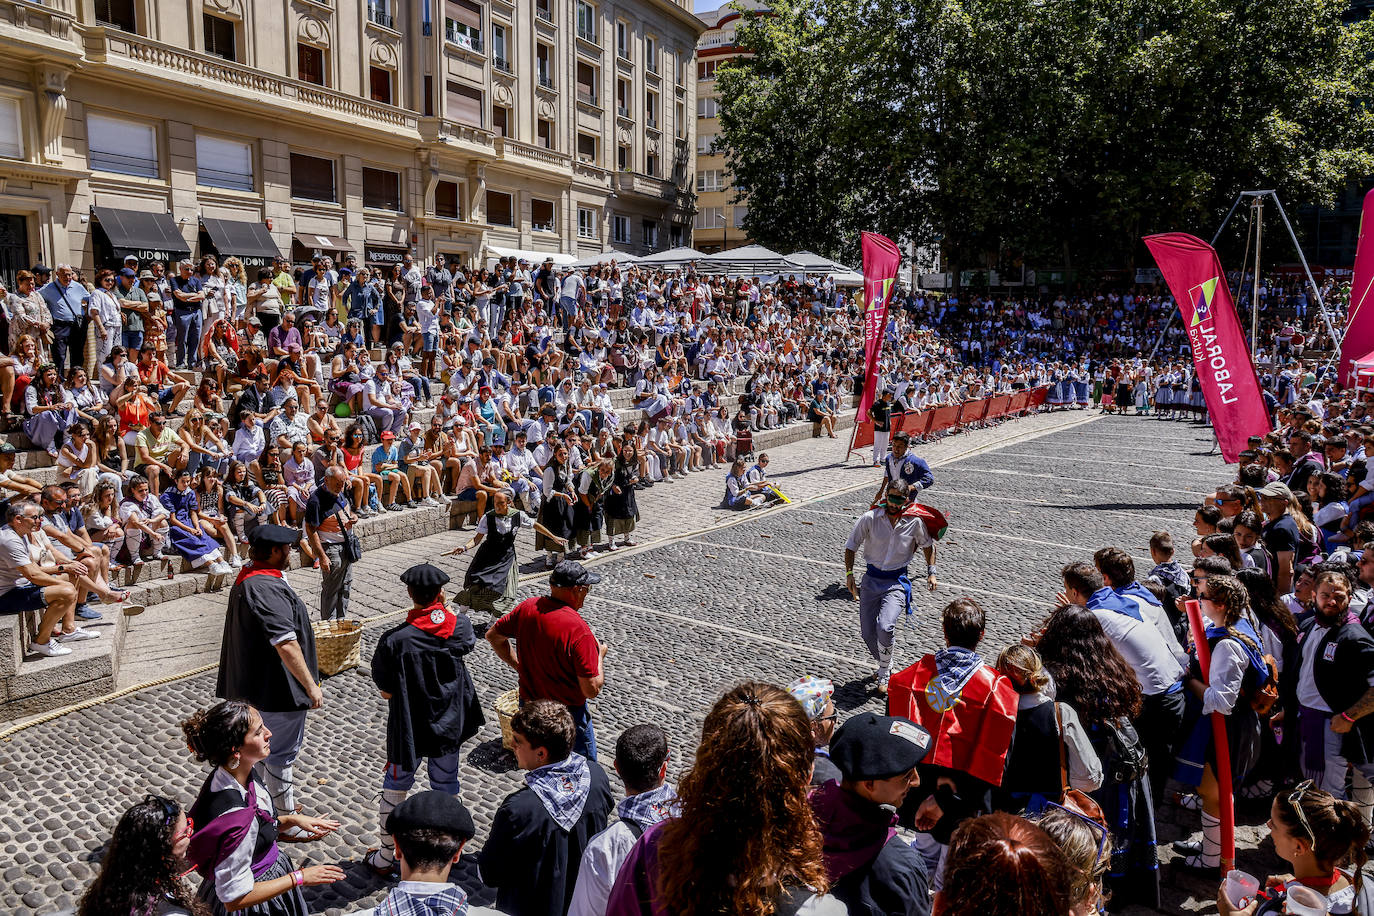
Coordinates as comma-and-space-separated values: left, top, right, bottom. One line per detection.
1340, 188, 1374, 386
856, 232, 902, 419
1143, 232, 1270, 462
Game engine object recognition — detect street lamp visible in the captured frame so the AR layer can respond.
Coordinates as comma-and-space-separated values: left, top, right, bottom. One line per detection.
720, 210, 728, 253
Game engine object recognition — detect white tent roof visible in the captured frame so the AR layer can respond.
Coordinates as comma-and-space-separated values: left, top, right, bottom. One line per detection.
634, 246, 708, 266
699, 244, 804, 278
571, 249, 639, 268
484, 244, 577, 266
785, 250, 856, 274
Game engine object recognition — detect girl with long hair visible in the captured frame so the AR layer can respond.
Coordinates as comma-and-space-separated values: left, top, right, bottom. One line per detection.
934, 811, 1074, 916
606, 681, 841, 916
76, 795, 205, 916
1036, 604, 1156, 909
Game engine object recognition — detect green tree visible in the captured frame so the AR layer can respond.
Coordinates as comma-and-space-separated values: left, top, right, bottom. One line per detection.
716, 0, 1374, 271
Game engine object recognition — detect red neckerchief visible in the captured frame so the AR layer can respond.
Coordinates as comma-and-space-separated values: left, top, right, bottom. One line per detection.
1294, 870, 1344, 892
407, 599, 456, 639
234, 563, 284, 587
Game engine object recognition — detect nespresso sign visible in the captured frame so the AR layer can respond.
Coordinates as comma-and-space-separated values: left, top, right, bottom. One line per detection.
366, 247, 410, 264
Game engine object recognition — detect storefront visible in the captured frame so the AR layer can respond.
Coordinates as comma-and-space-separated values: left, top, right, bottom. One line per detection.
200, 217, 282, 270
91, 206, 191, 268
291, 232, 351, 266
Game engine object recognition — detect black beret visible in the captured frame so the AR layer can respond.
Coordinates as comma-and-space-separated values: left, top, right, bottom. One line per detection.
830, 712, 931, 781
401, 563, 450, 588
248, 524, 300, 546
386, 790, 475, 841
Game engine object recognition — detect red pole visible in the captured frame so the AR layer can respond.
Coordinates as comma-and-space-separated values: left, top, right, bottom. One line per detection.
1182, 598, 1236, 872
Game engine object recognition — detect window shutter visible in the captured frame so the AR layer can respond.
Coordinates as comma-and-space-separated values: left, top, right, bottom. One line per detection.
446, 81, 483, 127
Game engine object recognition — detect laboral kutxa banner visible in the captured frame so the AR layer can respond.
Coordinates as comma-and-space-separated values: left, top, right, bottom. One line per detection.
1143, 232, 1270, 462
1339, 188, 1374, 386
857, 231, 902, 418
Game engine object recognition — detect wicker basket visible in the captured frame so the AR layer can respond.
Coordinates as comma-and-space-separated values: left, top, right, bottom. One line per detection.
312, 619, 363, 676
496, 688, 521, 750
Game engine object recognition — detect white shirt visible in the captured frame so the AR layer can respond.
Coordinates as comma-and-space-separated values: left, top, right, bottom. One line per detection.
1201, 638, 1249, 715
844, 507, 933, 572
1298, 624, 1333, 712
1117, 589, 1190, 669
568, 820, 639, 916
1090, 607, 1184, 696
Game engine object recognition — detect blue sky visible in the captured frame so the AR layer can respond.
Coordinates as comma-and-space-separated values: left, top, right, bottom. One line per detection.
695, 1, 720, 12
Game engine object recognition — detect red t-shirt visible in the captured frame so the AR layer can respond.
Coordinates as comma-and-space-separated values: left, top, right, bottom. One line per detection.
492, 596, 600, 707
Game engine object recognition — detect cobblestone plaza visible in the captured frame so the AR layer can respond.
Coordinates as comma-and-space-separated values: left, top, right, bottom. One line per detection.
0, 413, 1265, 914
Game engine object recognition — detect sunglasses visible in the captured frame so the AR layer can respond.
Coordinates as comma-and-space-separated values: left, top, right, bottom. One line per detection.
1288, 779, 1316, 841
1044, 801, 1110, 864
146, 794, 194, 839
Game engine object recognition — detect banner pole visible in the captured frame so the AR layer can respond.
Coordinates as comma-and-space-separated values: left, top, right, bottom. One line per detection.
1183, 599, 1236, 873
1268, 192, 1343, 352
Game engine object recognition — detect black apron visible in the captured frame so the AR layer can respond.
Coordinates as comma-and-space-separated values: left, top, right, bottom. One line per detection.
539, 463, 575, 540
574, 470, 611, 534
604, 461, 639, 520
465, 510, 523, 594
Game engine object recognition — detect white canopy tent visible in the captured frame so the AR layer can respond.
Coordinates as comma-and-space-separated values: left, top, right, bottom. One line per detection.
785, 250, 855, 273
700, 244, 805, 277
571, 249, 639, 268
634, 246, 709, 268
484, 244, 577, 267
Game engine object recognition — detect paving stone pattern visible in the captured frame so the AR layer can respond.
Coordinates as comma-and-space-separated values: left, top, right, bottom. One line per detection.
0, 412, 1273, 914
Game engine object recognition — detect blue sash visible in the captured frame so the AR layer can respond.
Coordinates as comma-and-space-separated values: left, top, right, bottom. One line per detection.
865, 564, 913, 620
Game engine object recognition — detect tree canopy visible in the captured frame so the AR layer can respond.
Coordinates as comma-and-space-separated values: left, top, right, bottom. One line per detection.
714, 0, 1374, 270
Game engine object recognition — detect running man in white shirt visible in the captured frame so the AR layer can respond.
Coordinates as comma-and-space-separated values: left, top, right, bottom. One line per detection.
843, 481, 937, 694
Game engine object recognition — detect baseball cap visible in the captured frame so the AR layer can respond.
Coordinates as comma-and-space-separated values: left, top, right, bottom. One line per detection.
119, 267, 137, 278
1257, 481, 1293, 501
380, 430, 396, 440
550, 560, 601, 588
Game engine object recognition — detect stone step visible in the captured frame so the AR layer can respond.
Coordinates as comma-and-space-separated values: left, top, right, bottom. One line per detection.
0, 596, 129, 719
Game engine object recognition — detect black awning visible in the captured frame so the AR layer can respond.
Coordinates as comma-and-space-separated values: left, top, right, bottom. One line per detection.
202, 217, 282, 266
293, 232, 351, 253
92, 207, 190, 261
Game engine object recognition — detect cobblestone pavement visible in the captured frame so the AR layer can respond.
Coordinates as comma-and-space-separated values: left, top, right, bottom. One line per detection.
0, 412, 1267, 915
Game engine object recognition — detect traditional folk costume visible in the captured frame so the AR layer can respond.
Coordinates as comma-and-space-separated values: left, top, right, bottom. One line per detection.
460, 509, 531, 615
604, 456, 640, 546
186, 768, 307, 916
368, 563, 485, 873
845, 507, 936, 691
537, 460, 576, 566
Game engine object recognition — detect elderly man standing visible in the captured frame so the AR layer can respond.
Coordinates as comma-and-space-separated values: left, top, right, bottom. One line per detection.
844, 481, 938, 695
486, 559, 609, 760
38, 263, 91, 374
217, 523, 320, 818
168, 259, 205, 370
304, 467, 357, 621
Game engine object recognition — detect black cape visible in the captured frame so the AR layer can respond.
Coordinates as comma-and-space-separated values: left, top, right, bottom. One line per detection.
371, 614, 485, 771
217, 569, 317, 712
478, 759, 613, 916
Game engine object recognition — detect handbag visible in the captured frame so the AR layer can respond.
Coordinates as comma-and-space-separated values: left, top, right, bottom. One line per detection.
1057, 704, 1109, 829
334, 502, 363, 564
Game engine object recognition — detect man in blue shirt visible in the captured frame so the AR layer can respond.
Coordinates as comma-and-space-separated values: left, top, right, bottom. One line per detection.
168, 259, 205, 370
38, 264, 91, 373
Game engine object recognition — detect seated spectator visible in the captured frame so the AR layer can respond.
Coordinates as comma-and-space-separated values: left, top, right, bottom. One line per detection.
372, 430, 414, 511
0, 499, 80, 657
724, 458, 765, 510
0, 441, 43, 501
479, 700, 613, 916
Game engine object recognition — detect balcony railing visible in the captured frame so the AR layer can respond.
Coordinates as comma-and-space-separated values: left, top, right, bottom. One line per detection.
367, 6, 394, 28
493, 55, 511, 72
538, 73, 554, 89
578, 90, 597, 105
445, 24, 483, 51
616, 105, 629, 118
577, 27, 596, 43
536, 4, 553, 22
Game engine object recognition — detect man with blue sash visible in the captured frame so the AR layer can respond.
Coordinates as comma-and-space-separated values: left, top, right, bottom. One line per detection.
845, 482, 937, 695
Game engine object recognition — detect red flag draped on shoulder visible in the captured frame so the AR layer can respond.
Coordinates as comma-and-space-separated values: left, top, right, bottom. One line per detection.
856, 232, 902, 419
1339, 189, 1374, 386
1143, 232, 1270, 462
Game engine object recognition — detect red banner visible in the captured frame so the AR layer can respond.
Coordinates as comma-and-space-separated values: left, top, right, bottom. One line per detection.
856, 232, 902, 419
1143, 233, 1270, 462
1341, 188, 1374, 386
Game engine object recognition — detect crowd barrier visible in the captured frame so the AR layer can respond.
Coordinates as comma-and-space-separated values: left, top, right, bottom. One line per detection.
851, 386, 1049, 449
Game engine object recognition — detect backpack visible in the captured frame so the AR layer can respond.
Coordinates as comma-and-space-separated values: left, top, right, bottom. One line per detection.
1229, 629, 1280, 716
1097, 717, 1147, 784
351, 414, 380, 446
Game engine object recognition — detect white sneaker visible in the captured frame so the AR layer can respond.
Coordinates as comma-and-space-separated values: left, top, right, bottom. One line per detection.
228, 555, 243, 568
30, 640, 72, 657
59, 627, 101, 642
209, 561, 232, 576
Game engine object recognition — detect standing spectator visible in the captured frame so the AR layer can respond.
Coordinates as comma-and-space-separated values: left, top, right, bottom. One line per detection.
168, 259, 205, 370
812, 711, 933, 916
113, 267, 148, 352
3, 270, 52, 361
216, 524, 320, 817
87, 268, 121, 366
1260, 481, 1303, 594
38, 263, 90, 373
486, 560, 609, 760
605, 682, 846, 916
869, 386, 895, 467
480, 701, 614, 916
74, 795, 204, 916
844, 481, 938, 694
366, 563, 484, 875
569, 725, 679, 916
933, 812, 1073, 916
304, 467, 357, 621
789, 675, 842, 785
887, 599, 1018, 888
355, 792, 500, 916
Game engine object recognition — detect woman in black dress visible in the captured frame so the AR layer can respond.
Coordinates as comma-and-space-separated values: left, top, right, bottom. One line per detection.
572, 456, 615, 556
447, 489, 565, 615
604, 437, 640, 550
537, 444, 576, 568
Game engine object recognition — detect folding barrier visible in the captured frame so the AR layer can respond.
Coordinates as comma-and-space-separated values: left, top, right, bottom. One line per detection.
986, 394, 1014, 421
847, 386, 1050, 458
958, 398, 990, 426
1010, 391, 1031, 415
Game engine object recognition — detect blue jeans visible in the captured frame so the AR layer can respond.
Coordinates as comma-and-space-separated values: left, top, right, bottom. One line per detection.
383, 749, 461, 793
171, 309, 201, 368
569, 703, 597, 761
